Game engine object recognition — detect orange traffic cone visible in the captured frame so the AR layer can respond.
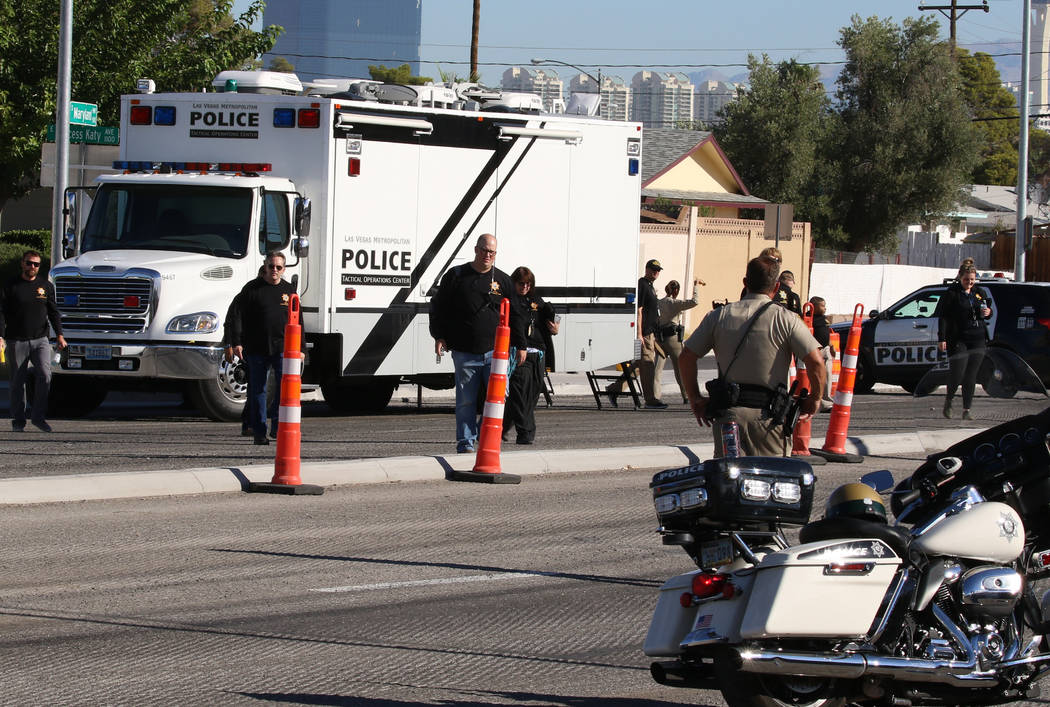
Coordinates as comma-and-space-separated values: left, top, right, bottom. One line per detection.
451, 298, 522, 485
248, 294, 323, 495
790, 302, 825, 465
811, 303, 864, 463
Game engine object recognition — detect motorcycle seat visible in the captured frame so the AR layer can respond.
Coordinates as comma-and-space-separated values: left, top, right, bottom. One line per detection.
798, 517, 911, 559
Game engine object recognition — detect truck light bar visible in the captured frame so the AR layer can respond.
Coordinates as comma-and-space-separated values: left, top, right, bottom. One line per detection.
335, 113, 433, 134
497, 126, 582, 144
112, 161, 273, 174
128, 105, 177, 126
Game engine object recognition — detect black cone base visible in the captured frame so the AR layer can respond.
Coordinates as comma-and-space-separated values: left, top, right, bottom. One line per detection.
809, 449, 864, 464
791, 454, 827, 466
449, 470, 522, 484
247, 482, 324, 495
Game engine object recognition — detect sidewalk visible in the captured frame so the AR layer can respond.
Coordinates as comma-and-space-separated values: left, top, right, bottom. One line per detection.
0, 426, 981, 506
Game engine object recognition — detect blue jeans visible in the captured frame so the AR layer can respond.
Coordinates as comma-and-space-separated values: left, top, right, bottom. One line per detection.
246, 353, 282, 436
452, 350, 492, 451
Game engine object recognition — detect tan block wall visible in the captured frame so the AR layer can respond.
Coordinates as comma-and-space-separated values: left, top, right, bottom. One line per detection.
639, 212, 812, 336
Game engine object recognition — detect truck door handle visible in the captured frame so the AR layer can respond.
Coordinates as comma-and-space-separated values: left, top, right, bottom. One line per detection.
913, 323, 928, 329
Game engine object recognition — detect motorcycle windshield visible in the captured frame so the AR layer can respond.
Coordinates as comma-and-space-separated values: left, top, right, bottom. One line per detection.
912, 347, 1047, 399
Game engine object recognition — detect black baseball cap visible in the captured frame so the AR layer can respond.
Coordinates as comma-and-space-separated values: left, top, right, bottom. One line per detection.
645, 259, 663, 271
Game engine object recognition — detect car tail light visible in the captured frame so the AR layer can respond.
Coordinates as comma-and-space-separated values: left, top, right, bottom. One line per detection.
1036, 317, 1050, 331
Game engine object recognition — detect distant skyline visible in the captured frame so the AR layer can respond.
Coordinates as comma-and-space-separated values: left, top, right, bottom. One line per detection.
233, 0, 1035, 87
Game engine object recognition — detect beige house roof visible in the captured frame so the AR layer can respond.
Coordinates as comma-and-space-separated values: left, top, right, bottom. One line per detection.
641, 127, 769, 210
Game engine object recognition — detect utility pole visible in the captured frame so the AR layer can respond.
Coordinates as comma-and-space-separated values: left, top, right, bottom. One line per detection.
1017, 0, 1032, 282
52, 0, 73, 266
470, 0, 480, 81
918, 0, 989, 54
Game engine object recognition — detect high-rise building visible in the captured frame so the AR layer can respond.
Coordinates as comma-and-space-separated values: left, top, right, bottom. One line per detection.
263, 0, 422, 82
630, 72, 694, 128
568, 74, 631, 121
502, 67, 564, 113
1033, 1, 1050, 121
693, 80, 739, 126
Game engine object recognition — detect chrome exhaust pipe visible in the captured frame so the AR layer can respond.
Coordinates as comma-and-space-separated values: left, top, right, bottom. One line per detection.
735, 605, 997, 687
736, 648, 996, 686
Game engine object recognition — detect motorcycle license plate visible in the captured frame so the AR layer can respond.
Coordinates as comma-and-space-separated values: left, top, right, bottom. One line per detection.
700, 538, 733, 568
86, 345, 112, 361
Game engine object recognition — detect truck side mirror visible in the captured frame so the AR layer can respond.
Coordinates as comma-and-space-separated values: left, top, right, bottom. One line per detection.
293, 236, 310, 258
62, 189, 78, 260
294, 196, 312, 238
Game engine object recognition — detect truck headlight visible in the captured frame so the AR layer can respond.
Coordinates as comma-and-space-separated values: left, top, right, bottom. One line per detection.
166, 312, 219, 333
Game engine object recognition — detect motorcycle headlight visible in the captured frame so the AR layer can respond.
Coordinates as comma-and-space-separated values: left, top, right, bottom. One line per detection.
680, 487, 708, 509
166, 312, 219, 334
773, 482, 802, 504
740, 478, 771, 501
654, 493, 680, 514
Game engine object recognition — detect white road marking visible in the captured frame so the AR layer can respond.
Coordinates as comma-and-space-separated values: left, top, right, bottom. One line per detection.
312, 571, 550, 593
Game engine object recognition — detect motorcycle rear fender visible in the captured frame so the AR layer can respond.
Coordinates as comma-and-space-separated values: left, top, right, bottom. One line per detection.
644, 570, 700, 656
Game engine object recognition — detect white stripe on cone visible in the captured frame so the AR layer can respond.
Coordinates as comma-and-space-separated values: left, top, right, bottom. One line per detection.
279, 406, 302, 423
483, 401, 505, 419
282, 357, 303, 376
491, 357, 509, 376
842, 353, 858, 370
833, 390, 853, 407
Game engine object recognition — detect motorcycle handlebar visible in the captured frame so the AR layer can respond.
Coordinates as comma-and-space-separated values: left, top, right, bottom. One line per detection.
897, 488, 923, 507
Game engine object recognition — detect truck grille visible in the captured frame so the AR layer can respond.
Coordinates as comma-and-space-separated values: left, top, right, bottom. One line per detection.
54, 275, 153, 333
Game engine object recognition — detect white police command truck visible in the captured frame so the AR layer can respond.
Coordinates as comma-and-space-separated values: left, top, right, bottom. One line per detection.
52, 71, 643, 420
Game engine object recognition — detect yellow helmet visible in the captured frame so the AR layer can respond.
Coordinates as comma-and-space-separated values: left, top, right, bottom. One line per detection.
825, 483, 887, 524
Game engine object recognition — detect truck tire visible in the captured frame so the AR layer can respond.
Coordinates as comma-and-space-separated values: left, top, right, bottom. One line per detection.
47, 376, 108, 418
321, 377, 396, 414
187, 357, 247, 421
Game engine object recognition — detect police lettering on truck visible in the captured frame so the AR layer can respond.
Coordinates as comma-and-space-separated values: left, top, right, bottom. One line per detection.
341, 239, 412, 288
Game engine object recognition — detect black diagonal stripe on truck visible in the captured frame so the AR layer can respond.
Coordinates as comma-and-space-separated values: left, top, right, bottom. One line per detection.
345, 132, 540, 376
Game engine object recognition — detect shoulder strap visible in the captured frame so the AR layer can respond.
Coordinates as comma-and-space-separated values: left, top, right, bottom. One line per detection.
721, 300, 776, 379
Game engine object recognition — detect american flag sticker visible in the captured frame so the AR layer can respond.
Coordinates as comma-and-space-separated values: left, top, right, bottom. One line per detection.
694, 614, 713, 629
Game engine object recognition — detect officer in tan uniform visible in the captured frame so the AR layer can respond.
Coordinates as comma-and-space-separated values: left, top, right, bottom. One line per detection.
678, 255, 824, 457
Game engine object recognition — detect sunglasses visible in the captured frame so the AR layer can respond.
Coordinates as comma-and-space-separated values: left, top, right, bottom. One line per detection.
266, 263, 285, 271
476, 247, 497, 255
23, 261, 41, 267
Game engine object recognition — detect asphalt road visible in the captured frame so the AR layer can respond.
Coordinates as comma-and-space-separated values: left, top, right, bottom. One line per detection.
0, 457, 966, 707
0, 378, 1046, 480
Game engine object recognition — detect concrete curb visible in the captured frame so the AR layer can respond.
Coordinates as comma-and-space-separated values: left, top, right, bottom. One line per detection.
0, 428, 987, 506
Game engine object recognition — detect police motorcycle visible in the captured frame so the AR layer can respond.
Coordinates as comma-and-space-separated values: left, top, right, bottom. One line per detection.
643, 404, 1050, 707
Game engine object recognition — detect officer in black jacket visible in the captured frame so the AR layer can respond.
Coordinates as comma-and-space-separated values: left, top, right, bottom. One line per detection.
0, 250, 66, 432
230, 251, 299, 445
503, 266, 558, 444
430, 233, 525, 453
934, 258, 991, 420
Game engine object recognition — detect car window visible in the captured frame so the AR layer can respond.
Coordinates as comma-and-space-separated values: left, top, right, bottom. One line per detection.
888, 290, 943, 319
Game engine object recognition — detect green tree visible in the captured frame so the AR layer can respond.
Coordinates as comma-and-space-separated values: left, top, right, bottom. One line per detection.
268, 57, 296, 74
0, 0, 280, 212
829, 15, 979, 252
957, 49, 1019, 185
367, 64, 433, 85
713, 56, 832, 232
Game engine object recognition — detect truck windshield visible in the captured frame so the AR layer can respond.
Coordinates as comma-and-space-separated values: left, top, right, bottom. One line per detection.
81, 184, 252, 258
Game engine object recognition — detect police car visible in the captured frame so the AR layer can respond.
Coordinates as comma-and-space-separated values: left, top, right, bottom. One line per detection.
830, 279, 1050, 394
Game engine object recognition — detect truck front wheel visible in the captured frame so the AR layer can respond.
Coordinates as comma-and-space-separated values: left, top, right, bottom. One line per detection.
321, 377, 396, 414
187, 357, 247, 421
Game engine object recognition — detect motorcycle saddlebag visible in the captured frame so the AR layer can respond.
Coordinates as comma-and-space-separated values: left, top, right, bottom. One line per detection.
740, 538, 902, 639
650, 456, 816, 533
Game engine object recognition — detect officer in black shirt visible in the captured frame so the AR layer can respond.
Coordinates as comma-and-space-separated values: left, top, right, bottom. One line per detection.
934, 258, 991, 420
430, 233, 524, 453
774, 270, 803, 315
638, 259, 666, 408
503, 266, 558, 444
0, 250, 66, 432
230, 251, 299, 445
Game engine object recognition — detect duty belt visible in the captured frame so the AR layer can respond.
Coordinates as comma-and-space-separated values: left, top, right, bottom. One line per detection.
734, 383, 775, 409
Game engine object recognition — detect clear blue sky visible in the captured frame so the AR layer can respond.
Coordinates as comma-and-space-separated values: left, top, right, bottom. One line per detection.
233, 0, 1030, 85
